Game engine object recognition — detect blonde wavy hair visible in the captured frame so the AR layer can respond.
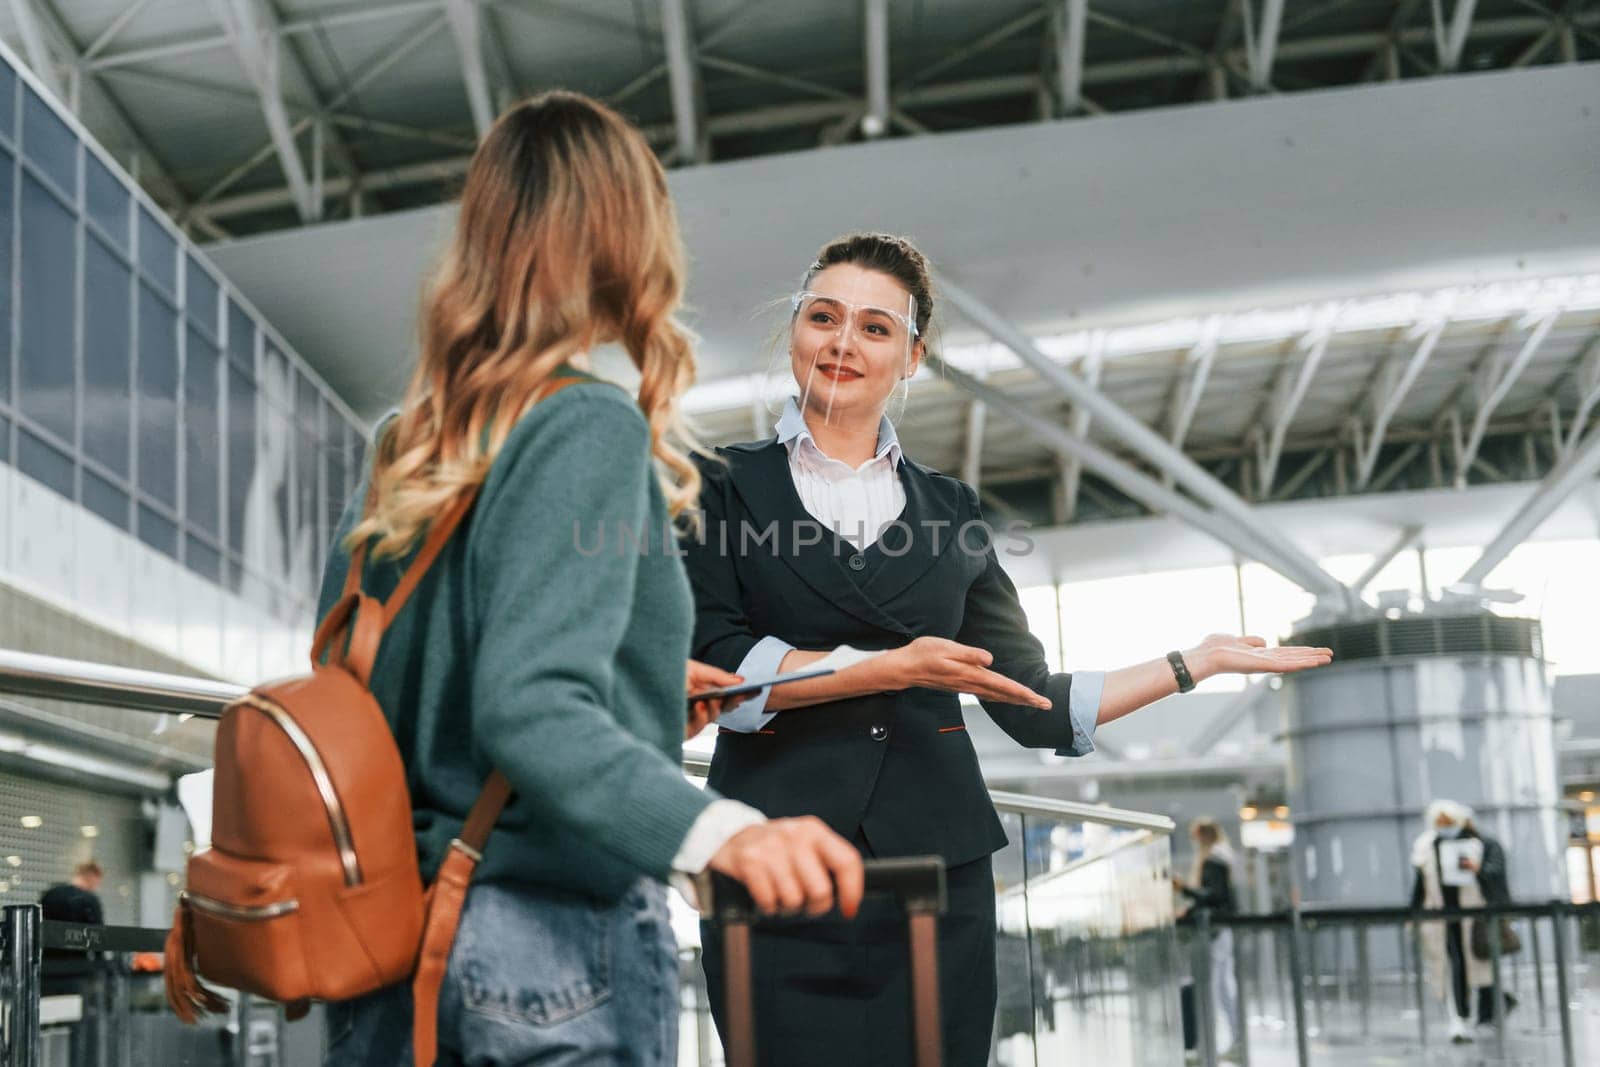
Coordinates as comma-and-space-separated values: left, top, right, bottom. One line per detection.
348, 90, 702, 560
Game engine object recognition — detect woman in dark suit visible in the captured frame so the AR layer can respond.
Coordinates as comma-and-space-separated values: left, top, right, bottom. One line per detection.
682, 232, 1332, 1066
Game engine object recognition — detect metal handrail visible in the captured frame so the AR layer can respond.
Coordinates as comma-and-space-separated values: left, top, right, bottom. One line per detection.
0, 649, 1173, 833
0, 650, 243, 717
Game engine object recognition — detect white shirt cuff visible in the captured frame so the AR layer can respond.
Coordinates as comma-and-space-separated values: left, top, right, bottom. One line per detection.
713, 635, 795, 732
669, 798, 767, 910
1056, 670, 1106, 757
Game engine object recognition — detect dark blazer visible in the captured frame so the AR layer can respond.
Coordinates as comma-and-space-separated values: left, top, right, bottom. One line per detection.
683, 438, 1091, 869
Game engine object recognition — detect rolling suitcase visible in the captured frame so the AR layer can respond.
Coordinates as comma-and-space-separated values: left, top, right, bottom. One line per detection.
699, 856, 949, 1067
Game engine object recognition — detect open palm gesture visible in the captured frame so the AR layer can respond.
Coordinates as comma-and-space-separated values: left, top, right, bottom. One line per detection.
1190, 633, 1333, 677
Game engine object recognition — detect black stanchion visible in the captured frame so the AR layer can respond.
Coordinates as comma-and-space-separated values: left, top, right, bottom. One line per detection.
1285, 909, 1311, 1067
1194, 909, 1217, 1067
1550, 907, 1575, 1067
3, 904, 42, 1067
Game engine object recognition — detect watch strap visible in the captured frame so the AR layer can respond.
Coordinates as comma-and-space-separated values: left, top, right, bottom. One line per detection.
1167, 650, 1196, 693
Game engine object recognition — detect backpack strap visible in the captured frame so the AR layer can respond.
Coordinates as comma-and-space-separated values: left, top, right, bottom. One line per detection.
410, 770, 511, 1066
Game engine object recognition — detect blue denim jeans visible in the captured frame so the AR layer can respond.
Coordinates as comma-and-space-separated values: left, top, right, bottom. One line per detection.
324, 878, 679, 1066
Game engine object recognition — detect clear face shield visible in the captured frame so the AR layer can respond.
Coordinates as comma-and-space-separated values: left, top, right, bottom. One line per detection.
761, 287, 920, 427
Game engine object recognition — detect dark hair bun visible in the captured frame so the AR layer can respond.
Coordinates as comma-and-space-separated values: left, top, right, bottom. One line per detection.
804, 232, 933, 338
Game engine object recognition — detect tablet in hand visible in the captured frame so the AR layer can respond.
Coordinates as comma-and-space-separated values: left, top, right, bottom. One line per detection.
688, 666, 836, 705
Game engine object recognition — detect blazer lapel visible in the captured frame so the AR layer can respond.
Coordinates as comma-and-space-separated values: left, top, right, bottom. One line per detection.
723, 441, 913, 638
861, 459, 967, 603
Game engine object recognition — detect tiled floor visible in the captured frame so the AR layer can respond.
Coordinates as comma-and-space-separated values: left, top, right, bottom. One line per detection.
1226, 965, 1600, 1067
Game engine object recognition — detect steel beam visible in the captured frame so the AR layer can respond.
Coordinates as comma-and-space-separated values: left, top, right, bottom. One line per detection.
7, 0, 194, 215
82, 0, 155, 61
863, 0, 890, 137
929, 355, 1345, 600
444, 0, 496, 137
1241, 0, 1287, 91
1258, 309, 1338, 496
208, 0, 321, 220
1355, 319, 1446, 488
187, 12, 446, 220
660, 0, 703, 164
699, 55, 852, 102
1432, 0, 1481, 71
198, 154, 472, 219
86, 0, 441, 71
1564, 337, 1600, 457
1458, 420, 1600, 587
1054, 0, 1089, 115
1167, 322, 1221, 470
906, 6, 1048, 88
962, 398, 988, 489
1060, 331, 1105, 522
1190, 680, 1276, 756
939, 279, 1351, 604
1352, 524, 1423, 593
1455, 310, 1558, 485
1364, 0, 1426, 80
7, 0, 65, 98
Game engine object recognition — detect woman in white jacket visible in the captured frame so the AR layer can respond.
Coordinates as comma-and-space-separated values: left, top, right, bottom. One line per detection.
1410, 799, 1517, 1043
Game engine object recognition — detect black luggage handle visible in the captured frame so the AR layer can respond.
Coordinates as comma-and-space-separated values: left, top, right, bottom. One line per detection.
696, 855, 948, 922
698, 855, 949, 1067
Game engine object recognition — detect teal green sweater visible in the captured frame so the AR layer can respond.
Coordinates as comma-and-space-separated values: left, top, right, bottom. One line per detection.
315, 371, 714, 900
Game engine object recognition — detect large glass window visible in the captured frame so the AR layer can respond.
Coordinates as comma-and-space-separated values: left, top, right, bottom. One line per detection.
137, 207, 175, 298
0, 64, 15, 142
322, 398, 348, 543
225, 362, 255, 559
18, 174, 75, 444
17, 427, 72, 499
0, 62, 369, 621
226, 299, 253, 371
137, 502, 178, 559
85, 153, 129, 253
184, 325, 220, 538
136, 283, 179, 508
186, 254, 219, 340
82, 234, 131, 476
294, 372, 322, 579
0, 147, 12, 405
22, 88, 75, 198
81, 467, 129, 531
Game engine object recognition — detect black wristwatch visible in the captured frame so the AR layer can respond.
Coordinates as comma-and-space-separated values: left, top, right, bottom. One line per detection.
1167, 650, 1196, 693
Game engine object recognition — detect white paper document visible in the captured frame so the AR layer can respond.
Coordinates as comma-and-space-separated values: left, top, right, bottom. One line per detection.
1438, 838, 1483, 887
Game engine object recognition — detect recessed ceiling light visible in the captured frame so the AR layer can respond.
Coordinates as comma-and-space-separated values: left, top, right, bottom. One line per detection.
19, 816, 42, 829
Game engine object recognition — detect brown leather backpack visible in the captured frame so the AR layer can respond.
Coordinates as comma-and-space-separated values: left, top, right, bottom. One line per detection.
164, 376, 579, 1065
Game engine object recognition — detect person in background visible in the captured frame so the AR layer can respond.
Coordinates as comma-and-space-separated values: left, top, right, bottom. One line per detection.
1410, 799, 1518, 1043
40, 860, 105, 994
41, 861, 107, 1067
41, 860, 104, 929
1175, 818, 1240, 1060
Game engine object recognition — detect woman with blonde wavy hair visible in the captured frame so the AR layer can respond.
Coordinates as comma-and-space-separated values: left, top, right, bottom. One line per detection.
316, 90, 863, 1066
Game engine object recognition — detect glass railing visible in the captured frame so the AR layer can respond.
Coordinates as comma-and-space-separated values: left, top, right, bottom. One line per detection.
1181, 901, 1600, 1067
0, 650, 1180, 1067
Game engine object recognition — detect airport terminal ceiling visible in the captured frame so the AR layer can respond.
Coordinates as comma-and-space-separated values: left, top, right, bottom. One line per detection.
1, 1, 1596, 238
7, 0, 1599, 543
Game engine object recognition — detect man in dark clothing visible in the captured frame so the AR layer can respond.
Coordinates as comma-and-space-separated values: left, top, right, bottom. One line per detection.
40, 860, 108, 1067
41, 861, 104, 925
40, 861, 105, 995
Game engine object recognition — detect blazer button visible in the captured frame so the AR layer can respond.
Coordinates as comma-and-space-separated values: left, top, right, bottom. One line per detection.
848, 554, 867, 571
869, 724, 888, 741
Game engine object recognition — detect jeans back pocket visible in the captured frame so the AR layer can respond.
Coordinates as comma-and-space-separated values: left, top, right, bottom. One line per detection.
455, 883, 613, 1026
